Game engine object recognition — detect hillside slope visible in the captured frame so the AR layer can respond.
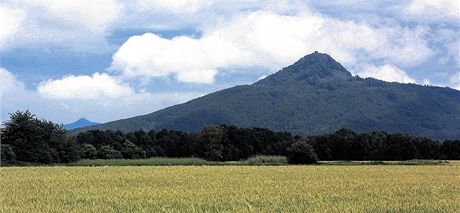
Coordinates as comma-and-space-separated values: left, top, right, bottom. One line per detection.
73, 52, 460, 140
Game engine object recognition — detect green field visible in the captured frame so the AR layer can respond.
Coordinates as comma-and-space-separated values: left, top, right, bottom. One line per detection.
70, 156, 288, 166
1, 163, 459, 212
72, 157, 210, 166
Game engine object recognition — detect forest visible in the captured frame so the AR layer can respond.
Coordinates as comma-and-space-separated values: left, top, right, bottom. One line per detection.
1, 110, 459, 165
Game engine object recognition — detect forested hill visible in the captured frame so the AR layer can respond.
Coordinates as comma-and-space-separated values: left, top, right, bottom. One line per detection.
73, 52, 460, 140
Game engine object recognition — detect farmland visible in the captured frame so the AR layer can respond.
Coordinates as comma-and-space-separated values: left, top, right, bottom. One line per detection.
1, 162, 459, 212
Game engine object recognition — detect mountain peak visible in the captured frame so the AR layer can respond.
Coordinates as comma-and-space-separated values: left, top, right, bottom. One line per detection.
255, 51, 352, 87
76, 118, 90, 122
295, 51, 338, 66
286, 51, 352, 77
64, 118, 99, 130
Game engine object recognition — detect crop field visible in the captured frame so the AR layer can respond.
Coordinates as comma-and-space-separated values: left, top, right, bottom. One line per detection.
1, 163, 459, 212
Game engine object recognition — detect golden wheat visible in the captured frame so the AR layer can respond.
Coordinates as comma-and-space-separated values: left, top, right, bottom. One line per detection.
1, 162, 459, 212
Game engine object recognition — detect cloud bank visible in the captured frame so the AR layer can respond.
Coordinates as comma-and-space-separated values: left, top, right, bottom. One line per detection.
0, 4, 24, 49
450, 73, 460, 90
112, 10, 432, 84
405, 0, 459, 21
0, 0, 123, 51
1, 68, 201, 123
357, 65, 416, 84
136, 0, 213, 14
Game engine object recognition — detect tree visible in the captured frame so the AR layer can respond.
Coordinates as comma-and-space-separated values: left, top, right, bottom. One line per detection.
58, 137, 81, 163
309, 135, 333, 160
156, 129, 192, 157
81, 143, 98, 159
198, 126, 226, 161
2, 110, 48, 163
367, 131, 387, 160
415, 138, 440, 159
1, 110, 77, 163
98, 145, 122, 159
384, 133, 417, 160
286, 141, 318, 164
121, 140, 145, 159
441, 140, 460, 160
330, 129, 357, 160
1, 144, 16, 163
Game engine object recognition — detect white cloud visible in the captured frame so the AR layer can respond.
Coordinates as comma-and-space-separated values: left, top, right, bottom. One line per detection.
36, 0, 123, 33
0, 4, 24, 49
0, 68, 31, 123
431, 28, 460, 65
0, 68, 203, 123
38, 73, 135, 100
111, 34, 218, 84
422, 79, 431, 86
48, 91, 202, 123
112, 10, 433, 84
136, 0, 213, 13
405, 0, 459, 21
0, 68, 24, 92
356, 64, 416, 84
449, 72, 460, 90
176, 69, 217, 84
257, 75, 268, 81
0, 0, 123, 51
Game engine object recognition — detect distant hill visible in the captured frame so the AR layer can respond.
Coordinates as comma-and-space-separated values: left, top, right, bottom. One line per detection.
64, 118, 99, 130
73, 52, 460, 140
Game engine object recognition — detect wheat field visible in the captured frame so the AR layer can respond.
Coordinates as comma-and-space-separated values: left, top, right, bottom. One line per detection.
1, 163, 459, 212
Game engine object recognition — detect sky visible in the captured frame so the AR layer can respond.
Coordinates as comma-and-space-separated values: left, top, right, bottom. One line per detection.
0, 0, 459, 124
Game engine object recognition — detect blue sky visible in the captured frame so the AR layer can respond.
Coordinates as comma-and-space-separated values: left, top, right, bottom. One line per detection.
0, 0, 459, 124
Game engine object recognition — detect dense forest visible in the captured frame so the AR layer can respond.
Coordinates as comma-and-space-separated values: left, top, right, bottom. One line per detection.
1, 111, 460, 165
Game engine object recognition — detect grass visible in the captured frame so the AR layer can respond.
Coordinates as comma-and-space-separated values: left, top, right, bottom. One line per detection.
1, 162, 459, 212
243, 155, 287, 165
68, 157, 447, 167
71, 157, 210, 166
317, 159, 450, 166
70, 156, 288, 167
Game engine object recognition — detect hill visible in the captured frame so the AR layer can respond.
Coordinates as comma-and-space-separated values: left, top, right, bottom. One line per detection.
73, 52, 460, 140
64, 118, 99, 130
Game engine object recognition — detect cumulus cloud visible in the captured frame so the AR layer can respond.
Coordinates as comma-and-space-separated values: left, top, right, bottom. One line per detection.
0, 68, 24, 92
37, 73, 135, 100
112, 33, 222, 84
136, 0, 213, 13
449, 73, 460, 90
0, 4, 24, 49
356, 65, 416, 84
0, 0, 122, 51
112, 10, 433, 84
0, 68, 202, 123
405, 0, 459, 21
35, 0, 123, 33
35, 72, 205, 121
0, 68, 32, 123
430, 28, 460, 65
48, 90, 202, 123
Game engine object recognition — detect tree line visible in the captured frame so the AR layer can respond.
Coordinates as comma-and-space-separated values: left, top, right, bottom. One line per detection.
1, 111, 459, 164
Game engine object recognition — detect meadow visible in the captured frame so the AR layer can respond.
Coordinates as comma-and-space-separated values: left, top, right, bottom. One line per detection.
1, 162, 459, 212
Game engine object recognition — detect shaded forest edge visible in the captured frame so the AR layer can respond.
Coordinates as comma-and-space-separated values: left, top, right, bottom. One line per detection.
1, 111, 459, 166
